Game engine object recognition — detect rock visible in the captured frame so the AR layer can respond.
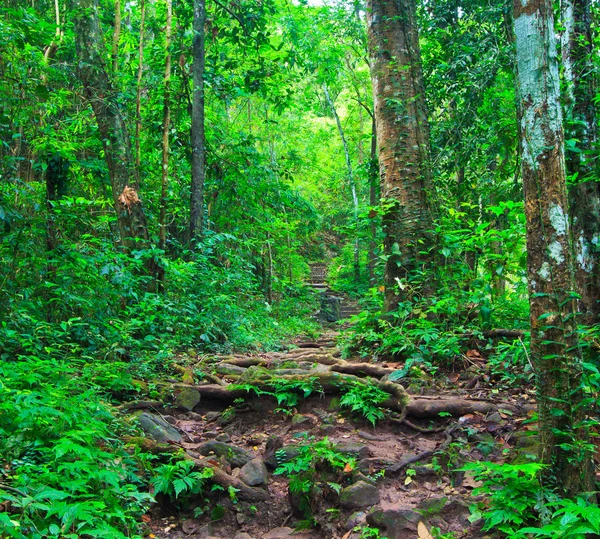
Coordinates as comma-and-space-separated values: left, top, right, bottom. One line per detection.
319, 424, 336, 434
162, 414, 178, 425
134, 412, 182, 443
345, 511, 367, 530
240, 458, 269, 486
246, 433, 267, 446
339, 481, 380, 509
236, 513, 247, 524
215, 363, 247, 376
366, 506, 422, 539
174, 386, 201, 411
197, 441, 253, 468
319, 295, 342, 322
291, 414, 310, 425
215, 433, 231, 442
204, 411, 221, 422
335, 443, 371, 459
328, 397, 340, 411
204, 430, 219, 439
233, 534, 253, 539
263, 527, 303, 538
265, 445, 301, 469
358, 457, 395, 474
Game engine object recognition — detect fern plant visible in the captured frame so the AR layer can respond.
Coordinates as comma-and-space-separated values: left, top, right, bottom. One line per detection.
152, 459, 213, 502
339, 381, 388, 425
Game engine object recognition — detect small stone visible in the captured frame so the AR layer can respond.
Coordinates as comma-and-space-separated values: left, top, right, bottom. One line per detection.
345, 511, 367, 530
328, 397, 340, 410
236, 512, 247, 524
319, 424, 336, 434
233, 534, 253, 539
197, 441, 253, 468
204, 430, 219, 439
335, 443, 372, 459
291, 414, 310, 425
204, 411, 221, 422
215, 433, 231, 442
240, 458, 269, 486
263, 527, 295, 538
174, 387, 201, 411
339, 481, 380, 509
486, 412, 503, 424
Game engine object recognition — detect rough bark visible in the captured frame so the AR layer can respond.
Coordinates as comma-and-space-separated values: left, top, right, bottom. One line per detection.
560, 0, 600, 322
513, 0, 594, 496
159, 0, 172, 270
72, 0, 150, 251
189, 0, 206, 245
134, 0, 146, 174
367, 0, 434, 312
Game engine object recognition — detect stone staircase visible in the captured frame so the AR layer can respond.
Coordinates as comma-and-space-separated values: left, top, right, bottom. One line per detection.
308, 264, 360, 322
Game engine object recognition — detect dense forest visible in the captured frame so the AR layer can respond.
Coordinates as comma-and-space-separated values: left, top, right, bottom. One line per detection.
1, 0, 599, 537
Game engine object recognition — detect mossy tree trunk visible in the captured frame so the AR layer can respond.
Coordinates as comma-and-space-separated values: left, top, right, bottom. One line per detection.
366, 0, 435, 313
561, 0, 600, 322
513, 0, 594, 496
72, 0, 150, 252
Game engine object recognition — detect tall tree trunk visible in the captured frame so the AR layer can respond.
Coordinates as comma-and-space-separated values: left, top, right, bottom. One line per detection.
111, 0, 121, 72
323, 85, 360, 282
72, 0, 150, 252
513, 0, 594, 497
366, 0, 434, 313
561, 0, 600, 322
159, 0, 172, 255
368, 115, 378, 286
189, 0, 206, 245
135, 0, 146, 174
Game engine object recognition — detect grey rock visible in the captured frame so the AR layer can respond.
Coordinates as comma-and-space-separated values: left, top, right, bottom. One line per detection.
174, 386, 201, 411
335, 443, 372, 459
291, 414, 310, 425
265, 445, 301, 469
197, 441, 253, 468
215, 363, 247, 376
135, 412, 182, 443
240, 458, 269, 486
204, 411, 221, 422
233, 534, 253, 539
366, 506, 422, 539
345, 511, 367, 530
339, 481, 380, 509
319, 424, 336, 434
215, 433, 231, 442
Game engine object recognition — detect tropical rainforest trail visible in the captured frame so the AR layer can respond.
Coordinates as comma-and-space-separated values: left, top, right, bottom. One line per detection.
129, 329, 539, 539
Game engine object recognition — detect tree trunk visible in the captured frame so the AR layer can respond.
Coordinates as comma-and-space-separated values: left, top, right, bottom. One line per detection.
159, 0, 172, 255
323, 85, 360, 282
189, 0, 206, 245
368, 116, 378, 286
72, 0, 150, 252
366, 0, 434, 313
111, 0, 121, 73
561, 0, 600, 322
513, 0, 594, 497
135, 0, 146, 174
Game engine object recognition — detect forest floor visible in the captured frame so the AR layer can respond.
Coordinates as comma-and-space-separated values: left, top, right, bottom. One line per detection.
137, 329, 538, 539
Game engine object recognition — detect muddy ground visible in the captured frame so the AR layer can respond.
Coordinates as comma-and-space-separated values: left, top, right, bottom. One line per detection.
137, 331, 537, 539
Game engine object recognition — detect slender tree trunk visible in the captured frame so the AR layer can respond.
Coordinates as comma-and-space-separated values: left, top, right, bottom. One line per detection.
323, 85, 360, 282
111, 0, 121, 72
561, 0, 600, 322
189, 0, 206, 245
513, 0, 594, 497
367, 0, 434, 313
159, 0, 172, 255
43, 0, 62, 63
72, 0, 150, 252
368, 115, 377, 286
135, 0, 146, 174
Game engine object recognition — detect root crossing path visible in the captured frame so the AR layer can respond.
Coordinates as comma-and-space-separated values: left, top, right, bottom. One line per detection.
136, 331, 535, 539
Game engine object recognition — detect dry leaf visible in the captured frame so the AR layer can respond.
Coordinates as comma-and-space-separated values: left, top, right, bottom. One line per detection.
404, 476, 413, 485
343, 463, 354, 473
447, 373, 460, 383
341, 531, 352, 539
417, 521, 434, 539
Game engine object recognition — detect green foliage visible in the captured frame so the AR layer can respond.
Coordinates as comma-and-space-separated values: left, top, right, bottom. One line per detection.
339, 381, 388, 426
0, 357, 153, 539
462, 461, 544, 535
152, 459, 213, 503
233, 377, 323, 410
274, 437, 355, 519
464, 461, 600, 538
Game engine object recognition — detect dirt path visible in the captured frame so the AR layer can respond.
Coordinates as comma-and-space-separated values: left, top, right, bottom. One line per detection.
141, 331, 536, 539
